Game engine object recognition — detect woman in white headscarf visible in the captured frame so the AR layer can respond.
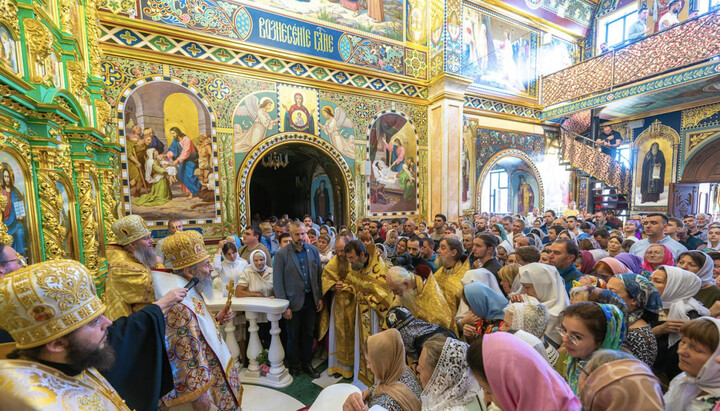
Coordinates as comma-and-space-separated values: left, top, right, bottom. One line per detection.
497, 240, 515, 266
516, 263, 571, 346
417, 336, 483, 410
237, 249, 274, 348
651, 265, 710, 384
677, 250, 720, 311
664, 317, 720, 410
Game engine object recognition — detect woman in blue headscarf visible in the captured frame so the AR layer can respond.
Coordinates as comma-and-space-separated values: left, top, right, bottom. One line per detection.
490, 223, 508, 242
462, 282, 508, 341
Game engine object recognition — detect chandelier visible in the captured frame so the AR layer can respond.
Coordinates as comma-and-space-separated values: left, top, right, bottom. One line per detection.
261, 152, 289, 170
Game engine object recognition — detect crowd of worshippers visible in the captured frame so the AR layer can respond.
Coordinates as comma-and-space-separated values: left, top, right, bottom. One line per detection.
1, 208, 720, 411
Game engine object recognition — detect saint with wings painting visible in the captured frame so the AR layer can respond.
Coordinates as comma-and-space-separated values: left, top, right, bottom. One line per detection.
233, 96, 280, 152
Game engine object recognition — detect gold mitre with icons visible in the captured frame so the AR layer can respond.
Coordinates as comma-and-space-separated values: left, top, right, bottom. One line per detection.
0, 259, 105, 349
161, 230, 209, 270
112, 214, 151, 245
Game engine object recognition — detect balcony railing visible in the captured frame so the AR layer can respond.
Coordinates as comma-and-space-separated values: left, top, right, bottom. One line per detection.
542, 10, 720, 107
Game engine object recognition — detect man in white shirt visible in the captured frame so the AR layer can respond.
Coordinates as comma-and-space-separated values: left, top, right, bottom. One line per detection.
630, 213, 688, 260
659, 0, 682, 30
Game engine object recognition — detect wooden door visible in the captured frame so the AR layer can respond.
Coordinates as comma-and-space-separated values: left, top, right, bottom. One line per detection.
668, 183, 700, 218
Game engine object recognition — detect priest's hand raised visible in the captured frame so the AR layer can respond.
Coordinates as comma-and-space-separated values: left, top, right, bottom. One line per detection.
154, 288, 187, 310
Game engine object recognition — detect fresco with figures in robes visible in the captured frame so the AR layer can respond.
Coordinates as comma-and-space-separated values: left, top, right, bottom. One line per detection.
233, 91, 280, 153
511, 171, 538, 215
239, 0, 405, 40
0, 25, 19, 75
0, 153, 30, 262
462, 5, 539, 98
368, 112, 417, 214
311, 175, 334, 221
122, 81, 217, 221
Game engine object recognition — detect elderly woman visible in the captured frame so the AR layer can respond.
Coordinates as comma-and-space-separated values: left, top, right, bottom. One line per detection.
497, 241, 514, 266
501, 301, 559, 366
642, 244, 674, 276
575, 250, 597, 275
516, 263, 571, 346
236, 249, 274, 349
651, 266, 711, 384
579, 350, 664, 410
342, 329, 421, 411
561, 302, 627, 395
417, 336, 483, 410
607, 273, 662, 366
677, 250, 720, 310
664, 317, 720, 410
593, 257, 630, 282
462, 282, 508, 341
467, 333, 580, 411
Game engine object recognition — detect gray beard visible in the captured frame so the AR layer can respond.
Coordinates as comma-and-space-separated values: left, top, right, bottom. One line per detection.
133, 246, 157, 269
436, 255, 446, 268
196, 276, 215, 299
397, 288, 419, 312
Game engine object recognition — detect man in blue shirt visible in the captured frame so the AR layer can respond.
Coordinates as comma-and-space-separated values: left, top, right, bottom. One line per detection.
547, 239, 582, 293
630, 213, 687, 261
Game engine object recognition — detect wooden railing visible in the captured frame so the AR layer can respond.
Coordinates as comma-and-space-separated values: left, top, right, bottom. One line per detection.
542, 10, 720, 107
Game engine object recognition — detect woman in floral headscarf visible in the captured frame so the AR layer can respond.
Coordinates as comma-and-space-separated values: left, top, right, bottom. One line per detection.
607, 273, 662, 366
560, 302, 627, 395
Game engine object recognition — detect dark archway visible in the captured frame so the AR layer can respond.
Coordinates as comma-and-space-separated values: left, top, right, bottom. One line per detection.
248, 143, 348, 227
681, 136, 720, 182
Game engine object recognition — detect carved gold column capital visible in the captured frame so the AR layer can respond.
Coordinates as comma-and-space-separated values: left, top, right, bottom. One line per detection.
99, 168, 119, 244
23, 19, 56, 85
0, 0, 19, 37
67, 61, 89, 100
35, 161, 67, 260
85, 0, 103, 78
76, 163, 100, 271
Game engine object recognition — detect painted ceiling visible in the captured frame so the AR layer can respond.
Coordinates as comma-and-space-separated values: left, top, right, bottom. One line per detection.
599, 74, 720, 120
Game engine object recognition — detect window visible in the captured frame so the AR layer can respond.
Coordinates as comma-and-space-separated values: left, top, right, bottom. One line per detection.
617, 144, 631, 168
696, 0, 720, 15
604, 11, 635, 47
487, 169, 509, 214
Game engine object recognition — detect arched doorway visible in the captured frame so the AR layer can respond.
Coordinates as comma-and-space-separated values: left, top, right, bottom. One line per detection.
237, 133, 355, 231
476, 150, 544, 214
669, 136, 720, 217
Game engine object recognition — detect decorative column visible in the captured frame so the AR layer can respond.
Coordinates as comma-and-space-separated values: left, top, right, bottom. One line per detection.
427, 73, 472, 221
75, 160, 100, 272
32, 147, 67, 260
99, 168, 119, 244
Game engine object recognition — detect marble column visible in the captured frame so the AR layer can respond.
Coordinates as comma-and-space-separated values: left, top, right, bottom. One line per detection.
427, 73, 473, 221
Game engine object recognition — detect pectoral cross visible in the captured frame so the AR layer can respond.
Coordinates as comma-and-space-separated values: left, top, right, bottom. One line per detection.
225, 280, 235, 309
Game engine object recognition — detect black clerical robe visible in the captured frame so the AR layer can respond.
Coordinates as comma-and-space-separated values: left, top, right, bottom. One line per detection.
102, 303, 174, 411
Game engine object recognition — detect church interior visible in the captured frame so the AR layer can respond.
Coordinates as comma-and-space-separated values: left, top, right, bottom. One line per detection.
2, 0, 720, 409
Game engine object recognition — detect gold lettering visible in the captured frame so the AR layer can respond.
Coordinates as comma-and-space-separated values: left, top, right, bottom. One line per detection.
257, 17, 317, 49
314, 30, 334, 53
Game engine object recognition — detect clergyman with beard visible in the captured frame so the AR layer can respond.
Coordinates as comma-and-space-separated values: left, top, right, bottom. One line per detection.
155, 230, 242, 410
0, 260, 131, 409
105, 214, 163, 320
385, 266, 457, 336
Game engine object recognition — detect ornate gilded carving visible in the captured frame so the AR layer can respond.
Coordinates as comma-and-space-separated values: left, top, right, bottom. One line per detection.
59, 0, 73, 35
0, 85, 72, 126
23, 19, 56, 85
0, 192, 14, 246
688, 130, 720, 151
0, 132, 31, 160
94, 98, 111, 135
75, 161, 100, 272
0, 0, 19, 37
99, 169, 119, 244
33, 147, 67, 260
682, 103, 720, 130
67, 61, 89, 100
85, 0, 103, 77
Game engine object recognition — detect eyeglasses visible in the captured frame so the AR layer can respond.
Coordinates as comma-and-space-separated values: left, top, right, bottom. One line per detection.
0, 254, 27, 267
557, 326, 583, 345
578, 362, 590, 377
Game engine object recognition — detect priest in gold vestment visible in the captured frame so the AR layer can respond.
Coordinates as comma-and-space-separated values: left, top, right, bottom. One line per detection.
157, 230, 242, 410
105, 214, 162, 320
343, 240, 393, 388
0, 260, 130, 410
433, 237, 469, 316
320, 236, 356, 379
385, 266, 457, 336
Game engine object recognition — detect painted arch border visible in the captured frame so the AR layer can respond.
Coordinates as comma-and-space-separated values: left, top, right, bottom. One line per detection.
113, 74, 222, 226
365, 109, 420, 218
475, 149, 545, 213
236, 132, 357, 232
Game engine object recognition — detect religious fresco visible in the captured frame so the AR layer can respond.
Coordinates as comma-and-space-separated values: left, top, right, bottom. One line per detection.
279, 85, 319, 135
56, 180, 77, 259
121, 80, 218, 221
461, 118, 475, 211
233, 91, 280, 153
103, 56, 428, 233
0, 25, 19, 75
0, 153, 30, 261
540, 36, 579, 76
368, 112, 418, 214
510, 170, 539, 215
632, 120, 680, 210
138, 0, 413, 76
311, 174, 334, 221
406, 0, 427, 46
462, 5, 539, 98
239, 0, 405, 40
318, 99, 356, 159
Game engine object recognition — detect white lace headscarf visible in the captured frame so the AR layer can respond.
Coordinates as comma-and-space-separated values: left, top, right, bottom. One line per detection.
421, 338, 482, 411
660, 266, 710, 346
504, 301, 550, 341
